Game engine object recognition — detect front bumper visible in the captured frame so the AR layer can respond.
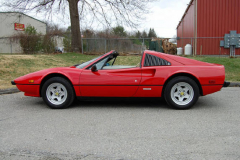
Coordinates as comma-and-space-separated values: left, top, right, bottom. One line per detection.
223, 81, 230, 87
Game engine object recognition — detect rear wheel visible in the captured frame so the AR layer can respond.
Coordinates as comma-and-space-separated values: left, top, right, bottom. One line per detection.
41, 77, 75, 109
164, 76, 199, 109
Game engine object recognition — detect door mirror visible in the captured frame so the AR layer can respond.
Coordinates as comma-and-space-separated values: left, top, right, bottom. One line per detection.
91, 65, 98, 72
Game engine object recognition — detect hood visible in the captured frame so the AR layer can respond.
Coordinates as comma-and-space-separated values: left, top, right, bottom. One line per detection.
14, 67, 81, 85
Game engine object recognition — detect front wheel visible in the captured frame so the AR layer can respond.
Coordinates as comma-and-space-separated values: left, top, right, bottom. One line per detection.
41, 77, 75, 109
164, 76, 199, 110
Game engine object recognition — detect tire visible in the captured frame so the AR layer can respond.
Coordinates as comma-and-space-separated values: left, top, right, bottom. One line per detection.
41, 77, 75, 109
164, 76, 199, 110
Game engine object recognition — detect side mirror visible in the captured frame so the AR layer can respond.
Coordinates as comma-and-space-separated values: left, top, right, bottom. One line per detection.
91, 65, 98, 72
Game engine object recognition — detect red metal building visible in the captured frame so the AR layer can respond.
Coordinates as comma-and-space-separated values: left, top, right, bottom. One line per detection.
177, 0, 240, 55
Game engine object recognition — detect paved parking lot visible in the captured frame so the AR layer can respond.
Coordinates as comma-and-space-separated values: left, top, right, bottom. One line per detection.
0, 88, 240, 160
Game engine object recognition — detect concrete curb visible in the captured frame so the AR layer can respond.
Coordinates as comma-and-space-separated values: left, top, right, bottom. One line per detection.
0, 88, 20, 95
229, 82, 240, 87
0, 82, 239, 95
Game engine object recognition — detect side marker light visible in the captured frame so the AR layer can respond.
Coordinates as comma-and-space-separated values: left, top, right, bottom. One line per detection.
29, 80, 34, 83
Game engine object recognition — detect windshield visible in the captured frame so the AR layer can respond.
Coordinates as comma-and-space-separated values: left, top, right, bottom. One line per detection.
76, 54, 105, 69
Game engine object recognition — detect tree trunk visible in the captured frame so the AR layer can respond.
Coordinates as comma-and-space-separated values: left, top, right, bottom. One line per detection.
68, 0, 82, 53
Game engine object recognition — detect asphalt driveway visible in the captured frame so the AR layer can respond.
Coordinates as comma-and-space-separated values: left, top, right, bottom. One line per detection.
0, 88, 240, 160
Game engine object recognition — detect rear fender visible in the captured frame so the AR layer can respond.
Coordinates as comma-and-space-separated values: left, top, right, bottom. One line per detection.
162, 72, 203, 96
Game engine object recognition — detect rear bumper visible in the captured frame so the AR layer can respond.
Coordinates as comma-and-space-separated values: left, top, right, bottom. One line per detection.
223, 81, 230, 87
202, 85, 223, 96
11, 81, 16, 85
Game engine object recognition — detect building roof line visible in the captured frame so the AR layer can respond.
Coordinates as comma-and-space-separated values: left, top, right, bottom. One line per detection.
0, 12, 47, 25
176, 0, 194, 29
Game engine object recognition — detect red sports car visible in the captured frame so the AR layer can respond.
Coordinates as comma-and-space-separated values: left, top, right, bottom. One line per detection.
12, 50, 229, 109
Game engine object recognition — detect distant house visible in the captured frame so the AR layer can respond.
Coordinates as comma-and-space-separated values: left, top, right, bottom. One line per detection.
0, 12, 47, 53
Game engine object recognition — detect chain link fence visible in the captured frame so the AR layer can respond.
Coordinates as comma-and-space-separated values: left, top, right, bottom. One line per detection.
81, 37, 240, 57
81, 38, 151, 54
1, 36, 240, 56
177, 37, 240, 57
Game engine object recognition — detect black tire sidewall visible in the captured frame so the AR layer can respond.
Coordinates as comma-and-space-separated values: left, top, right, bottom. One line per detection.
41, 77, 75, 109
164, 76, 199, 109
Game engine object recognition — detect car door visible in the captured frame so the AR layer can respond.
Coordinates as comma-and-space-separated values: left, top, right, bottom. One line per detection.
79, 56, 142, 97
133, 53, 172, 97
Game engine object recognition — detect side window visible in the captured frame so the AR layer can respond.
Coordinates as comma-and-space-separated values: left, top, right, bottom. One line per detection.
95, 57, 109, 70
88, 56, 109, 70
106, 57, 116, 66
144, 54, 171, 67
88, 54, 117, 70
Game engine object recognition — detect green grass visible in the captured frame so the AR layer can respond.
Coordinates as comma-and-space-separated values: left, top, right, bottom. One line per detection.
0, 53, 239, 89
54, 53, 98, 65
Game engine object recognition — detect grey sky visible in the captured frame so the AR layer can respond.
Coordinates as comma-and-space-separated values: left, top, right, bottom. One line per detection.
141, 0, 190, 38
0, 0, 190, 38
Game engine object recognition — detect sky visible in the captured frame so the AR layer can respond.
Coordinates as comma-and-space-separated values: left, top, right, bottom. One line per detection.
139, 0, 190, 38
1, 0, 190, 38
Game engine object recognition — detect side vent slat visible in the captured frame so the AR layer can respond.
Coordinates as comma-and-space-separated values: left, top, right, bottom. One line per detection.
144, 54, 171, 67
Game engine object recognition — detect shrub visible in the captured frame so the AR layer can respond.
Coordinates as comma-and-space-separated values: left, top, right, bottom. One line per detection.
19, 25, 42, 54
42, 34, 55, 53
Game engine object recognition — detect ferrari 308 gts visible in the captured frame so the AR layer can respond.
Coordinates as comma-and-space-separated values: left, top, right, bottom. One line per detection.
12, 50, 229, 109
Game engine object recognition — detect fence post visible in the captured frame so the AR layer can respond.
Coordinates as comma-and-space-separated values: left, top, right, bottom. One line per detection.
81, 38, 84, 54
191, 38, 193, 55
87, 40, 88, 52
142, 38, 145, 53
95, 39, 96, 52
105, 39, 106, 53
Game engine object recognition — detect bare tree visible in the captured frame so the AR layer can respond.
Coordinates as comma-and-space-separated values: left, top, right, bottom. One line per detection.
3, 0, 157, 53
